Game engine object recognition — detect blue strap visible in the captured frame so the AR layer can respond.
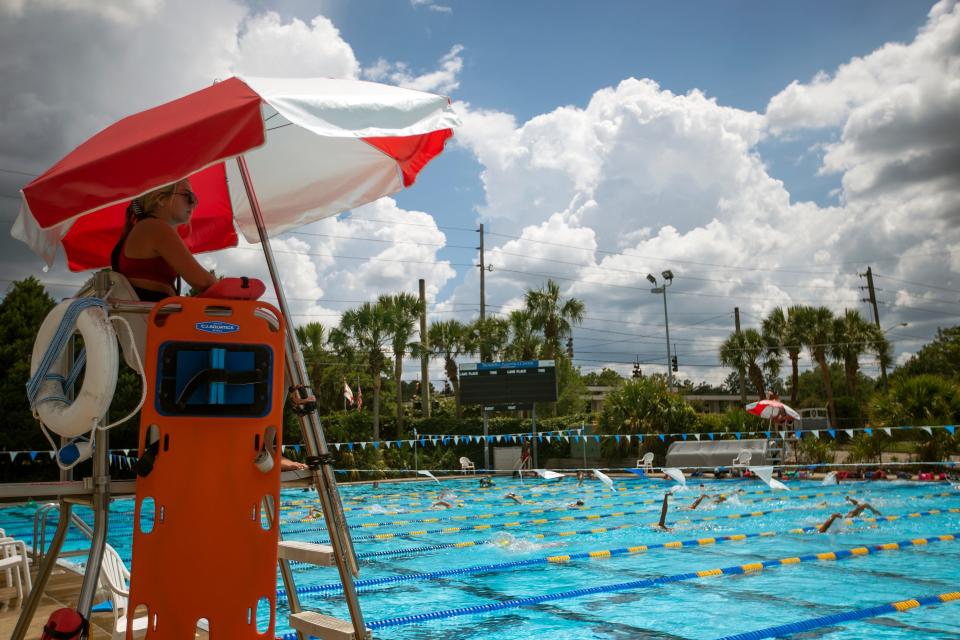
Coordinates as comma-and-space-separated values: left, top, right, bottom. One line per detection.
26, 299, 106, 409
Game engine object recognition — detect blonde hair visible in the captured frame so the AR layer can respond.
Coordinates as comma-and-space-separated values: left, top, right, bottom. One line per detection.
110, 182, 180, 271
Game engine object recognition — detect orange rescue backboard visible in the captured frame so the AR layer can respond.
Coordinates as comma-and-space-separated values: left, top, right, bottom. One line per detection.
126, 296, 286, 638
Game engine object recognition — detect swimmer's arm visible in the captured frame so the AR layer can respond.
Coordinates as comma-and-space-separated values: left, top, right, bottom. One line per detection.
151, 222, 218, 291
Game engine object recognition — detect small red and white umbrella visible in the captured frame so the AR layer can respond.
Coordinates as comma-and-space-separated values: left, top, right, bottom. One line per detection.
12, 75, 457, 270
745, 399, 801, 421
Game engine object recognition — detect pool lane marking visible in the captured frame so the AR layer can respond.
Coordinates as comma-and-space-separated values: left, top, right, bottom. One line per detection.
284, 511, 958, 598
291, 484, 869, 524
354, 532, 960, 630
712, 590, 960, 640
307, 503, 959, 559
290, 486, 860, 532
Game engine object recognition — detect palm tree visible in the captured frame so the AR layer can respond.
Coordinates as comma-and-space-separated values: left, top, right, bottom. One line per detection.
504, 309, 542, 361
295, 322, 328, 392
330, 300, 393, 441
473, 316, 509, 362
797, 306, 838, 425
831, 309, 884, 399
762, 306, 805, 404
524, 279, 585, 360
427, 319, 476, 418
380, 292, 423, 438
718, 328, 768, 396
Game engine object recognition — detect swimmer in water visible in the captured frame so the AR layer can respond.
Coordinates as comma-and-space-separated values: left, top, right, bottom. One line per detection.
818, 512, 844, 533
653, 493, 672, 531
712, 488, 745, 505
845, 496, 881, 517
504, 492, 523, 505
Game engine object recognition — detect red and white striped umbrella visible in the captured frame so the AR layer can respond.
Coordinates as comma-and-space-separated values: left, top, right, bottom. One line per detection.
745, 399, 801, 421
12, 76, 458, 270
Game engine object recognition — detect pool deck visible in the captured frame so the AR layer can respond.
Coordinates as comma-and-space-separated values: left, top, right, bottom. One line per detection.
0, 566, 210, 639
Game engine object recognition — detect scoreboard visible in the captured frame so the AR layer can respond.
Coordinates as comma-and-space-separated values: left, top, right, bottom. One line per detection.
458, 360, 558, 409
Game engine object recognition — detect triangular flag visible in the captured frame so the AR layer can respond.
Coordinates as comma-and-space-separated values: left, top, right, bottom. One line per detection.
946, 426, 956, 434
810, 430, 820, 439
864, 428, 872, 436
922, 426, 933, 435
845, 429, 854, 437
694, 433, 701, 441
734, 432, 741, 440
827, 429, 836, 439
883, 428, 892, 436
593, 436, 600, 443
708, 433, 715, 440
681, 433, 688, 441
658, 434, 665, 442
615, 435, 621, 443
625, 435, 631, 443
334, 443, 341, 450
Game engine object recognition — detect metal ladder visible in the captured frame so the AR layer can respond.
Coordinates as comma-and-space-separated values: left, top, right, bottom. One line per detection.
32, 502, 94, 565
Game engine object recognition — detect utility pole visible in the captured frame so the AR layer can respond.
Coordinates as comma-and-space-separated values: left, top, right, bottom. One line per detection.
735, 307, 747, 404
477, 223, 488, 362
861, 266, 887, 390
419, 278, 431, 418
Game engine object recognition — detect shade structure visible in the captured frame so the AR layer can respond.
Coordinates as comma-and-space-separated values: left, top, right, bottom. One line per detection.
12, 75, 458, 270
745, 398, 801, 421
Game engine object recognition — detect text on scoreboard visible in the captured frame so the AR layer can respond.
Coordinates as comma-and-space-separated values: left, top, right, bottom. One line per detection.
458, 360, 558, 406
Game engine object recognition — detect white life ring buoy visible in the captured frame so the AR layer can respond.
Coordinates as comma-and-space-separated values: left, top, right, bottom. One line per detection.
30, 300, 119, 438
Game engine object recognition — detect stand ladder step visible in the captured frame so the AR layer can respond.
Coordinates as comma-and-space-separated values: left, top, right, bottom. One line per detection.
288, 611, 369, 640
278, 540, 336, 566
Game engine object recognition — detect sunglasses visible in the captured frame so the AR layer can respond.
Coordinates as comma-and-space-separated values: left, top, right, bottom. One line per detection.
172, 190, 199, 206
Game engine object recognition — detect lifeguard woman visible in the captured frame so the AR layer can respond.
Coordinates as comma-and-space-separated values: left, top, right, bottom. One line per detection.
111, 179, 218, 301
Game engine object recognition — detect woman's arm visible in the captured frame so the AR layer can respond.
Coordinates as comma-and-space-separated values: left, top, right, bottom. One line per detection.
151, 222, 219, 291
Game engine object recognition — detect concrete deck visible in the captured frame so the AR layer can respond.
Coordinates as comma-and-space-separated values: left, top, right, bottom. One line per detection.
0, 565, 210, 639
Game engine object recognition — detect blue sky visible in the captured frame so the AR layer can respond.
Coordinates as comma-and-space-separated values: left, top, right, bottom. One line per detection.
1, 0, 957, 384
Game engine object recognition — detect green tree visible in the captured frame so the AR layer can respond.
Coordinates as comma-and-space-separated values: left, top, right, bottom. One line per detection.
718, 328, 769, 396
524, 279, 585, 360
597, 377, 697, 436
380, 292, 423, 438
893, 326, 960, 380
830, 309, 887, 399
329, 300, 393, 441
504, 309, 542, 361
474, 316, 509, 363
582, 368, 624, 387
796, 306, 838, 425
0, 278, 56, 450
295, 321, 328, 396
762, 306, 806, 404
426, 319, 475, 418
869, 374, 960, 429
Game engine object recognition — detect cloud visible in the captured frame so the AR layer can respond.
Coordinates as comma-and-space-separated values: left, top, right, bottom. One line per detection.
363, 45, 464, 94
450, 4, 960, 383
232, 12, 360, 78
410, 0, 453, 13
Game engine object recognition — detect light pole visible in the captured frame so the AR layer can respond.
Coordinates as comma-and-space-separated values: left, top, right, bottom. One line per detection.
647, 270, 674, 391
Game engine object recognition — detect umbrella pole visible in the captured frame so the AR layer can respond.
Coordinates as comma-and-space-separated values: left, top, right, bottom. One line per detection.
237, 157, 368, 638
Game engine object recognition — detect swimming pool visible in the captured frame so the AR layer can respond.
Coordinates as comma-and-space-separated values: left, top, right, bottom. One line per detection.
4, 477, 960, 639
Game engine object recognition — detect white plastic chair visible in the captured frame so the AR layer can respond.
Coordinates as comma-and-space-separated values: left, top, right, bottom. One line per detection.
99, 544, 148, 639
732, 450, 753, 467
636, 452, 654, 471
0, 536, 32, 600
459, 456, 476, 474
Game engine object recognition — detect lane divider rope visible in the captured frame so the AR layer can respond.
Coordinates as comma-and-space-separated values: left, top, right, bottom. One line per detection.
712, 590, 960, 640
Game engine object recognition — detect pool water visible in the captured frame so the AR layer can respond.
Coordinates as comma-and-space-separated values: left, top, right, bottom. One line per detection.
3, 477, 960, 639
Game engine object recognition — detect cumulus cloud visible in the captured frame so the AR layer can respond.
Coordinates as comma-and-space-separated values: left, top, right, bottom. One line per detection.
232, 12, 360, 78
363, 45, 464, 94
450, 1, 960, 382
